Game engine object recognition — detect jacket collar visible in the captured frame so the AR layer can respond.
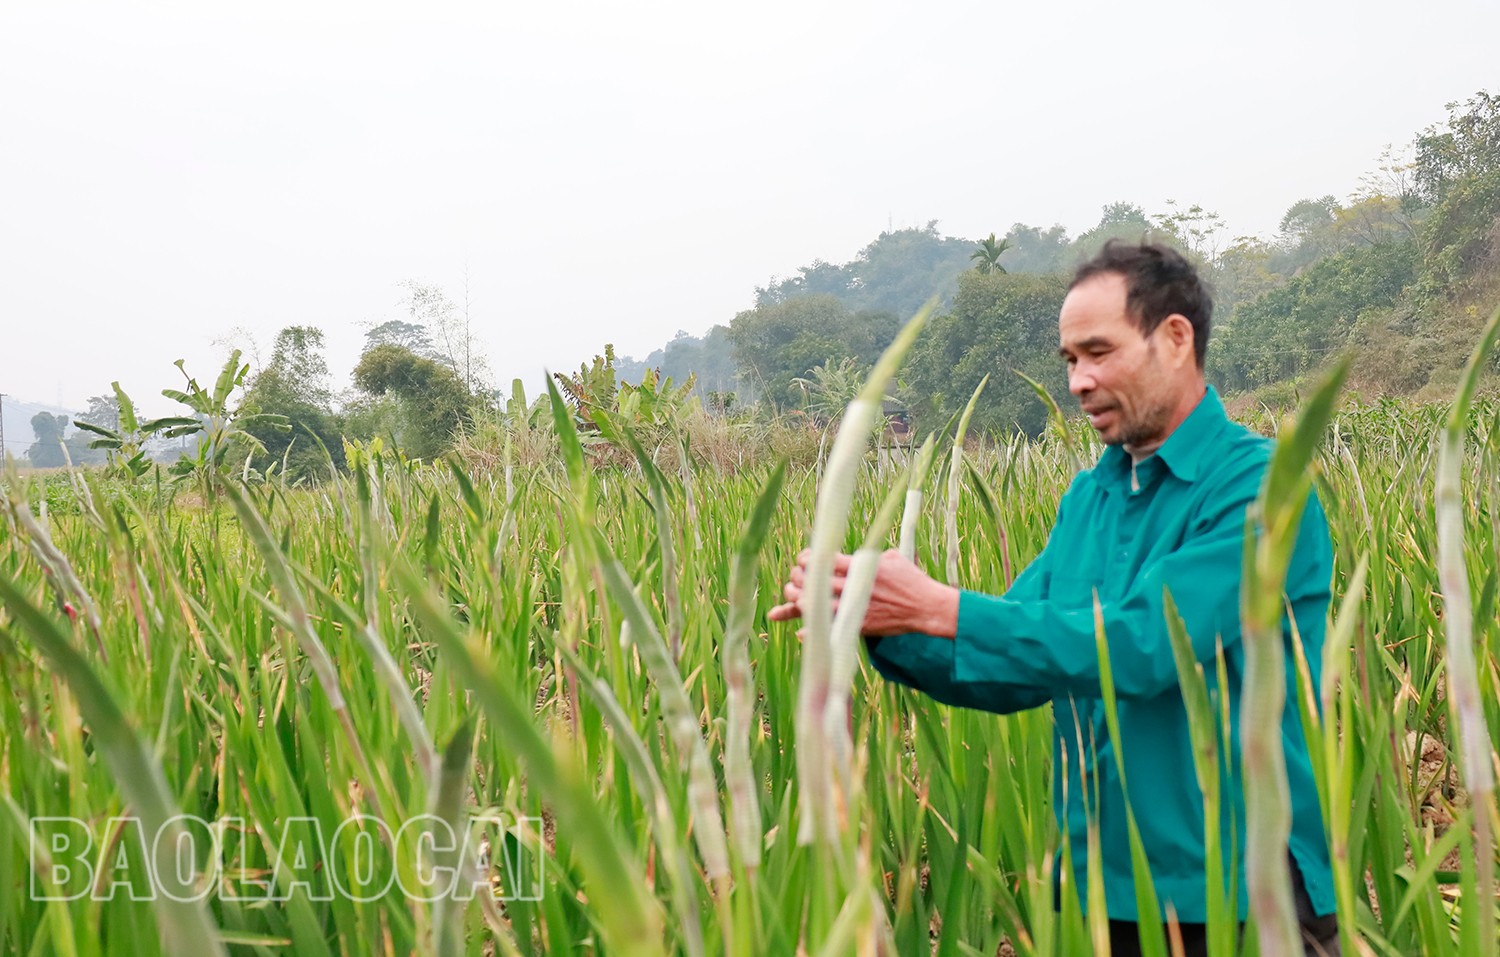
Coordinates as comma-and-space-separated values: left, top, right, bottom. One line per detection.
1096, 385, 1224, 484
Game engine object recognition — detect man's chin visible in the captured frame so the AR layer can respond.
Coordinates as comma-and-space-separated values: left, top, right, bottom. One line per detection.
1090, 422, 1123, 446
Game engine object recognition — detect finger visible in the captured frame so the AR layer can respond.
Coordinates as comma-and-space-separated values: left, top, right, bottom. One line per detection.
793, 553, 854, 575
788, 570, 842, 598
792, 566, 848, 588
767, 601, 801, 622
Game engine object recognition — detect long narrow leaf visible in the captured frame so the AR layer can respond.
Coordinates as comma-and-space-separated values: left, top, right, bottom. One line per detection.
0, 576, 228, 957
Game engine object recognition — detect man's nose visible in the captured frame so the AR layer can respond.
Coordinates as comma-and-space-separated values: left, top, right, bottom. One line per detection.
1068, 365, 1095, 396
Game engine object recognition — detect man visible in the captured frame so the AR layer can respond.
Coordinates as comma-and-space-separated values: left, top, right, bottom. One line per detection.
769, 240, 1340, 955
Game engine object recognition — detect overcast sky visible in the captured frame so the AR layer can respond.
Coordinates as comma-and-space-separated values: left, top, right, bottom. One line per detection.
3, 0, 1499, 429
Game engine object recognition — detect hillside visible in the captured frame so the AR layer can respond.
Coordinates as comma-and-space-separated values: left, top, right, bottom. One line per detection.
614, 91, 1500, 432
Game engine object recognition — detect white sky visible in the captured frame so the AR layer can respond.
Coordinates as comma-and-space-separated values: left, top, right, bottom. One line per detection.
3, 0, 1499, 424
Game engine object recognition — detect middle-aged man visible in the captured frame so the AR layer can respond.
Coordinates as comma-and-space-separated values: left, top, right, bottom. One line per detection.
769, 240, 1341, 956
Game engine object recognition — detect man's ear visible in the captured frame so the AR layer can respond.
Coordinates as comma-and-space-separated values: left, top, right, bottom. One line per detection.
1160, 314, 1195, 366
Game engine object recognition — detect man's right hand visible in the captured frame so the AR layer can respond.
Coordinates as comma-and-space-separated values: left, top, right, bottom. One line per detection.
767, 548, 959, 639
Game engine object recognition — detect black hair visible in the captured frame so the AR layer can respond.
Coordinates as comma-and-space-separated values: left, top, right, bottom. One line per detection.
1070, 239, 1213, 367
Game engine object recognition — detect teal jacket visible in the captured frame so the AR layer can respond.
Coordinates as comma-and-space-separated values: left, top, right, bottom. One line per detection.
868, 387, 1335, 923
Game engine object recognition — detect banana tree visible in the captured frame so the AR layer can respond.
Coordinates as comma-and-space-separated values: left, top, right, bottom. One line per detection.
791, 357, 881, 426
162, 351, 289, 500
72, 381, 199, 479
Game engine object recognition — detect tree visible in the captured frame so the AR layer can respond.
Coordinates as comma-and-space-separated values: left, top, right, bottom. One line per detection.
727, 295, 897, 408
1278, 196, 1340, 253
363, 319, 434, 357
73, 382, 197, 479
1153, 200, 1226, 266
1356, 145, 1423, 239
1412, 91, 1500, 292
844, 223, 977, 317
1271, 191, 1415, 276
1213, 240, 1419, 390
903, 271, 1071, 437
353, 343, 475, 460
1099, 201, 1151, 227
615, 224, 982, 412
1071, 202, 1155, 260
400, 281, 493, 396
239, 326, 344, 481
552, 344, 621, 429
754, 260, 853, 306
999, 222, 1073, 274
26, 412, 69, 468
969, 233, 1013, 274
1414, 90, 1500, 205
617, 326, 743, 401
1329, 195, 1415, 249
1207, 237, 1282, 326
790, 357, 870, 426
82, 394, 121, 433
268, 326, 331, 406
754, 222, 976, 318
162, 351, 291, 499
19, 411, 107, 468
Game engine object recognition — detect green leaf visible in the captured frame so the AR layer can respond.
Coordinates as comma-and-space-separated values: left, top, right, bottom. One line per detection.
431, 720, 476, 957
1015, 368, 1079, 472
1241, 354, 1349, 956
72, 420, 121, 440
212, 350, 245, 408
395, 560, 667, 956
161, 387, 209, 415
236, 413, 292, 431
0, 573, 229, 957
448, 457, 485, 524
111, 380, 139, 434
545, 373, 591, 499
139, 416, 202, 433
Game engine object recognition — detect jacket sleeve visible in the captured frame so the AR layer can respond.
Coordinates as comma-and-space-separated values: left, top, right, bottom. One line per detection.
866, 631, 1053, 714
950, 458, 1332, 701
863, 484, 1077, 714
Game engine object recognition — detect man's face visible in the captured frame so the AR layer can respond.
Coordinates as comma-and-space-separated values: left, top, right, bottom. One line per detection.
1057, 272, 1179, 450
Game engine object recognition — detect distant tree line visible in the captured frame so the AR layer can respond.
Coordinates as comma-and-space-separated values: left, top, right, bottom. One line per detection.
31, 91, 1499, 472
24, 282, 498, 484
613, 89, 1500, 433
234, 280, 493, 479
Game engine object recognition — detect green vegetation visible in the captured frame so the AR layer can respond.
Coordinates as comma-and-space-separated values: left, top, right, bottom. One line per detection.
1214, 241, 1420, 391
1, 87, 1497, 956
609, 90, 1500, 441
0, 300, 1497, 953
10, 92, 1494, 480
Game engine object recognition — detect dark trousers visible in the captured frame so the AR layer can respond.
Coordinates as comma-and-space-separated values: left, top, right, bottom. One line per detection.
1103, 858, 1339, 956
